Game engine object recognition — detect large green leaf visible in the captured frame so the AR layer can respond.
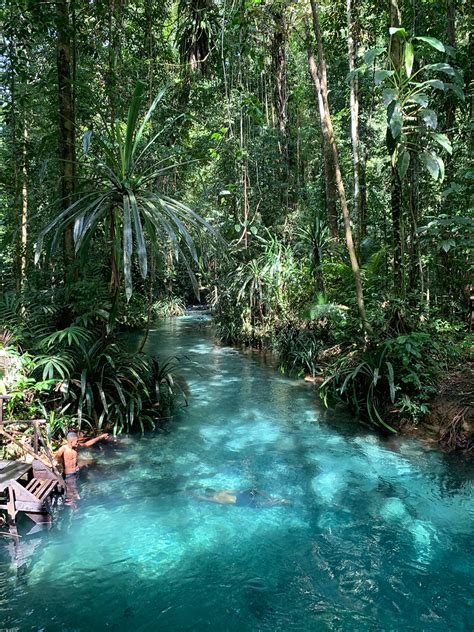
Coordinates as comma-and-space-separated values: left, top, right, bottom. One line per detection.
420, 108, 438, 129
397, 148, 411, 180
123, 194, 133, 301
389, 103, 403, 139
431, 132, 452, 155
407, 93, 429, 107
413, 36, 445, 52
383, 88, 398, 106
420, 152, 440, 180
444, 83, 465, 100
404, 41, 414, 78
375, 70, 395, 85
424, 62, 455, 76
363, 47, 385, 66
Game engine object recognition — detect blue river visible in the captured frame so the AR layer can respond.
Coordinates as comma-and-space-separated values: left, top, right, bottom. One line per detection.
0, 314, 472, 631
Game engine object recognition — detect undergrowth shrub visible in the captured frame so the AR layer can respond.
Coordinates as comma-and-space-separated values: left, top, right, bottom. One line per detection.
320, 331, 464, 429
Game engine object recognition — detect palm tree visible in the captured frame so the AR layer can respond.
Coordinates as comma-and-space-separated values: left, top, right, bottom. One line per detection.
35, 81, 218, 303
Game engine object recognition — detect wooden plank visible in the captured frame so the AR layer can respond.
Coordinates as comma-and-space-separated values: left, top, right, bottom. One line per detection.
14, 500, 45, 513
38, 479, 57, 498
0, 462, 31, 489
26, 479, 43, 495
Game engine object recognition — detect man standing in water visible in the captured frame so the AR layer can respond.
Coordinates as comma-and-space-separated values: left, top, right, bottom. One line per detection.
55, 431, 108, 504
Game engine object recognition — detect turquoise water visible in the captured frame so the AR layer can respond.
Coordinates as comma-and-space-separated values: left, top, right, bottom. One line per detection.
1, 314, 473, 631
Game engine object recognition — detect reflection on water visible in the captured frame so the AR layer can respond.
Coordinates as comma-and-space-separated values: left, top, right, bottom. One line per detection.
1, 314, 473, 631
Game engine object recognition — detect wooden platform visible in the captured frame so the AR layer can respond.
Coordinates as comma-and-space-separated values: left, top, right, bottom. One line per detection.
0, 460, 59, 530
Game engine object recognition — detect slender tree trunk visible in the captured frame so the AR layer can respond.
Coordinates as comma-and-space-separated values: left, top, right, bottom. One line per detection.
9, 40, 21, 292
20, 122, 28, 286
272, 7, 288, 147
57, 0, 76, 265
444, 0, 456, 176
144, 0, 156, 109
308, 0, 371, 333
347, 0, 362, 246
304, 19, 338, 240
407, 152, 420, 291
389, 0, 404, 295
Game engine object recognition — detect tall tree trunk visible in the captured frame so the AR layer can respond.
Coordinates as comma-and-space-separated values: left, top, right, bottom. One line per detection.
145, 0, 156, 107
389, 0, 404, 295
57, 0, 76, 265
308, 0, 371, 333
20, 122, 28, 287
347, 0, 362, 246
444, 0, 456, 176
272, 6, 288, 147
304, 19, 338, 240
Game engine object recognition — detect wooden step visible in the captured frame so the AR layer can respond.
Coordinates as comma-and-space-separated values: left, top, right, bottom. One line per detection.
25, 477, 58, 502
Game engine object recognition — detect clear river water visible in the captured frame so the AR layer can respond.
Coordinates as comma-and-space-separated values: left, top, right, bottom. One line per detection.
0, 314, 473, 631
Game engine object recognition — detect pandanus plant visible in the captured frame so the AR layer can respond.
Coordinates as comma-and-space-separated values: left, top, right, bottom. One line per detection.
35, 81, 217, 303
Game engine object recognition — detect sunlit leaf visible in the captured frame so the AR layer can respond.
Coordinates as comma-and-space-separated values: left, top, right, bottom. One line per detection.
420, 152, 440, 180
389, 27, 407, 37
420, 108, 438, 129
404, 42, 414, 77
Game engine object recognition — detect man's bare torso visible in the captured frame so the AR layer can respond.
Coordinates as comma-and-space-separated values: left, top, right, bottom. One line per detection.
59, 445, 78, 475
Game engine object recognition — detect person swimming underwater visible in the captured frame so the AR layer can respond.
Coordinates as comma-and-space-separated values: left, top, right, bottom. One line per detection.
194, 488, 291, 507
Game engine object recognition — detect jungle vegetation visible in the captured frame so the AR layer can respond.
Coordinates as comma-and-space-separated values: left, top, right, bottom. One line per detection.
0, 0, 472, 450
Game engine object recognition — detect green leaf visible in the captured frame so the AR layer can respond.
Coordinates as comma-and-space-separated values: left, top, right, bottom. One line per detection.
444, 83, 465, 101
431, 132, 452, 155
397, 149, 411, 179
407, 93, 429, 107
132, 85, 167, 157
382, 88, 398, 107
375, 70, 394, 85
404, 41, 414, 77
422, 79, 445, 90
82, 130, 92, 154
420, 152, 440, 180
364, 47, 385, 65
389, 103, 403, 138
123, 194, 133, 301
413, 36, 445, 52
424, 62, 455, 76
128, 189, 148, 279
386, 362, 396, 402
389, 27, 407, 37
124, 81, 147, 171
420, 108, 438, 129
234, 224, 241, 232
434, 154, 445, 182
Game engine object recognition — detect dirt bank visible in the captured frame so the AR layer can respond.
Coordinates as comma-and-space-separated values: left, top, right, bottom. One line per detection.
403, 367, 473, 454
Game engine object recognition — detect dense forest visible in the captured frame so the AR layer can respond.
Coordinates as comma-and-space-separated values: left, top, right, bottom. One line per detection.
0, 0, 472, 451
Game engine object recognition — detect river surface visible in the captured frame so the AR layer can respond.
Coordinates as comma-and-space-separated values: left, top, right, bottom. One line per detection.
0, 314, 473, 631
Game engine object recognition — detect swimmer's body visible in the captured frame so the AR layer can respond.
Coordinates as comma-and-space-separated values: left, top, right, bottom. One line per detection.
194, 488, 291, 507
